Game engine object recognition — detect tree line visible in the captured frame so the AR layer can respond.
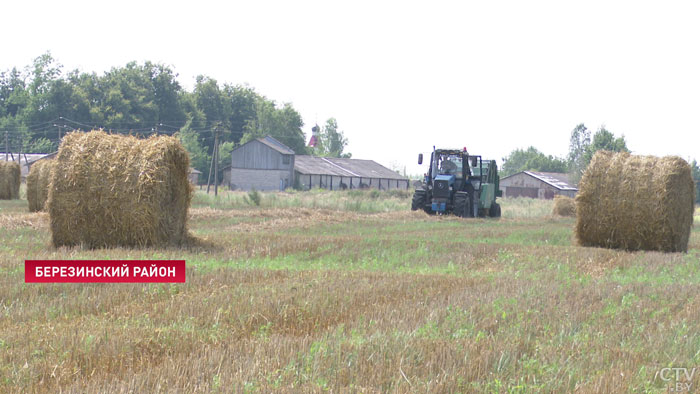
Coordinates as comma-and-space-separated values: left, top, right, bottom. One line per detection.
0, 53, 350, 182
501, 124, 700, 202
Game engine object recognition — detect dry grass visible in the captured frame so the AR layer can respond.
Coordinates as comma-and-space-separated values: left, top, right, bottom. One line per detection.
0, 212, 48, 230
0, 191, 698, 392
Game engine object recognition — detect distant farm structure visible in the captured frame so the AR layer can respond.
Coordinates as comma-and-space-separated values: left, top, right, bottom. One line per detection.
188, 168, 202, 185
229, 136, 409, 191
1, 153, 56, 181
499, 171, 577, 199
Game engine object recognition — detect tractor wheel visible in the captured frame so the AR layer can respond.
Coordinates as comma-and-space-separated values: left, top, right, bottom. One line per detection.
454, 192, 469, 217
489, 202, 501, 218
411, 190, 426, 211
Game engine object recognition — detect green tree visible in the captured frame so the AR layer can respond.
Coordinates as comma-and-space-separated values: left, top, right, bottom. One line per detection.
176, 128, 210, 178
583, 126, 629, 164
242, 98, 307, 154
26, 137, 54, 153
223, 84, 259, 144
567, 124, 628, 184
567, 123, 591, 183
691, 159, 700, 204
501, 146, 568, 177
193, 76, 228, 128
0, 54, 314, 162
66, 70, 99, 124
0, 68, 29, 119
313, 117, 350, 158
98, 62, 160, 130
146, 62, 186, 128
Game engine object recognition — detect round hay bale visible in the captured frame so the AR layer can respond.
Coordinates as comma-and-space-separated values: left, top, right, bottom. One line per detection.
47, 130, 193, 248
575, 151, 695, 253
27, 159, 54, 212
552, 195, 576, 217
0, 161, 20, 200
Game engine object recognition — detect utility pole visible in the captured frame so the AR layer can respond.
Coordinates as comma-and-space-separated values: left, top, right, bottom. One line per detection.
57, 117, 64, 147
206, 143, 215, 194
54, 123, 67, 150
214, 128, 220, 196
17, 137, 22, 171
206, 125, 219, 194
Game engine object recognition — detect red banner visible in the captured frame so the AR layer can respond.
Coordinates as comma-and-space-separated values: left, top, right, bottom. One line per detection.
25, 260, 186, 283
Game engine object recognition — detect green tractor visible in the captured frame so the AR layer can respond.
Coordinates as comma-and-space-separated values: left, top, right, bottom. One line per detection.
411, 147, 502, 217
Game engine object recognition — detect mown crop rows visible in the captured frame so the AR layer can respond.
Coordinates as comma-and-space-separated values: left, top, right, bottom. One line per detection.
0, 191, 698, 392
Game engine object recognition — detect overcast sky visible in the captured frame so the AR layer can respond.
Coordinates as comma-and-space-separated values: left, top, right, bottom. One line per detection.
3, 0, 699, 174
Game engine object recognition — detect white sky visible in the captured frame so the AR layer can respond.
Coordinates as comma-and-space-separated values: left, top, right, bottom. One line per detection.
2, 0, 699, 175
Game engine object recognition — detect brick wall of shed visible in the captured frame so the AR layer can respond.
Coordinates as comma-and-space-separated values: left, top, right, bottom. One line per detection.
230, 168, 292, 191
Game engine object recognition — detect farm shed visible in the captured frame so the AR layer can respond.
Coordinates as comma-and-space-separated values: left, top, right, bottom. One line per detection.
229, 136, 296, 191
294, 156, 410, 191
188, 168, 202, 185
228, 135, 409, 191
499, 171, 577, 199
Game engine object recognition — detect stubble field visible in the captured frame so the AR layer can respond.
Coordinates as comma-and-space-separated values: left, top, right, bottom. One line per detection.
1, 189, 699, 393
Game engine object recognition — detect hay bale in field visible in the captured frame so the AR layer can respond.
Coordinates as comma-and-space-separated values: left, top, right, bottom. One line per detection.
0, 161, 20, 200
575, 151, 695, 253
552, 195, 576, 217
27, 159, 54, 212
48, 130, 193, 248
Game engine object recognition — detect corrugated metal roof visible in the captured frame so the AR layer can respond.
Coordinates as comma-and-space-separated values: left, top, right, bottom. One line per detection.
256, 136, 295, 155
1, 153, 53, 164
524, 171, 578, 191
294, 156, 407, 180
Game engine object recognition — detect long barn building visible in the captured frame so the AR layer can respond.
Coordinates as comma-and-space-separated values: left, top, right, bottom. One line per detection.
229, 136, 409, 191
499, 171, 578, 199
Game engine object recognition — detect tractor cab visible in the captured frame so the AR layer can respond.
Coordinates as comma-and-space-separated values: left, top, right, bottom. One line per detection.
413, 146, 501, 218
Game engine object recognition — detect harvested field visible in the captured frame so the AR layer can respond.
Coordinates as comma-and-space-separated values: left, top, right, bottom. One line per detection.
1, 191, 699, 392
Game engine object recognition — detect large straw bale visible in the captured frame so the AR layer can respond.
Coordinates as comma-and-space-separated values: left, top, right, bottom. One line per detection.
575, 151, 695, 252
0, 161, 20, 200
552, 195, 576, 217
48, 130, 193, 248
27, 159, 54, 212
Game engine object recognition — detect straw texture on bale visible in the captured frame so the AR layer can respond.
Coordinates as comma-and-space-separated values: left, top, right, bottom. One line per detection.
0, 161, 20, 200
48, 131, 193, 248
27, 159, 54, 212
552, 195, 576, 217
575, 151, 695, 253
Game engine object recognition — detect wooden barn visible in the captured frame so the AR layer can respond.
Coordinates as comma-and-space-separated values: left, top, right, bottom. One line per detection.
188, 168, 202, 185
229, 135, 409, 191
229, 136, 296, 191
499, 171, 577, 199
